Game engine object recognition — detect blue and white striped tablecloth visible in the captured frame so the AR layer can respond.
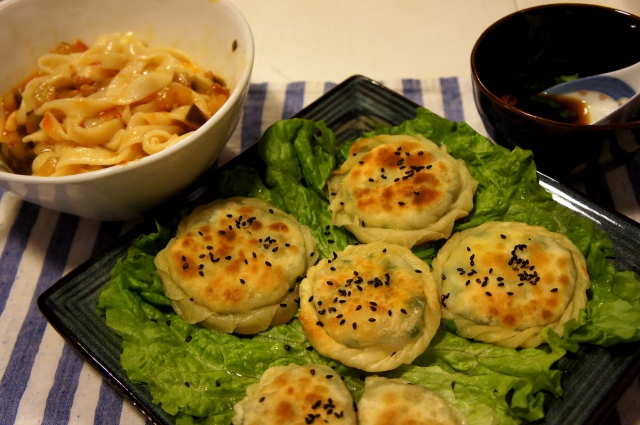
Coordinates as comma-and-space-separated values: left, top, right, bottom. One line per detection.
1, 77, 639, 425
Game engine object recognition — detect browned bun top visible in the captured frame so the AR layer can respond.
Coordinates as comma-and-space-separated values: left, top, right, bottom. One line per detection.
232, 364, 357, 425
328, 134, 477, 247
156, 197, 317, 315
433, 221, 590, 348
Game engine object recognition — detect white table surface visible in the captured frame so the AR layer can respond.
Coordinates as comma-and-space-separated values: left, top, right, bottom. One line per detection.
232, 0, 636, 84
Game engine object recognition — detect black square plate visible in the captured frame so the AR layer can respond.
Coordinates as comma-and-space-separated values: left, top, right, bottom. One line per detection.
38, 75, 640, 425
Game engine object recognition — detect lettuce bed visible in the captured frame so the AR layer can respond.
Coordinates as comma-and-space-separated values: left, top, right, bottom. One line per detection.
97, 108, 640, 425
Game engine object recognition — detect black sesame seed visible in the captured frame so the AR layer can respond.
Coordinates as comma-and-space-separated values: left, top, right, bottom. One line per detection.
308, 296, 314, 302
415, 269, 422, 273
398, 201, 405, 206
225, 256, 232, 260
326, 375, 333, 379
340, 319, 345, 325
316, 321, 324, 326
551, 288, 558, 292
401, 309, 407, 314
486, 292, 492, 296
265, 261, 272, 266
259, 397, 265, 402
185, 382, 190, 387
226, 214, 232, 218
310, 369, 316, 375
370, 306, 377, 312
280, 303, 288, 307
368, 178, 374, 182
507, 292, 514, 296
284, 344, 290, 350
186, 336, 192, 342
326, 281, 333, 286
216, 380, 221, 387
368, 318, 376, 322
198, 264, 204, 269
182, 263, 188, 269
198, 231, 203, 236
359, 160, 364, 164
269, 209, 274, 214
500, 234, 506, 239
353, 322, 357, 330
388, 310, 392, 316
272, 247, 278, 252
199, 271, 204, 277
182, 255, 186, 261
356, 305, 362, 311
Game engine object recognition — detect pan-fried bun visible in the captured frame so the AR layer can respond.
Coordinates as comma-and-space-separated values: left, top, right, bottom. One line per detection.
328, 134, 477, 248
154, 197, 317, 334
232, 363, 357, 425
299, 242, 440, 372
432, 221, 590, 348
357, 377, 465, 425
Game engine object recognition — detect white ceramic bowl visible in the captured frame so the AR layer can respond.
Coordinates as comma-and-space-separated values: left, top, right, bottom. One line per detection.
0, 0, 253, 220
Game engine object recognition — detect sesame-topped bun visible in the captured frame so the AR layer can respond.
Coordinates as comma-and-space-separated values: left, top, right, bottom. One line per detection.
298, 242, 440, 372
327, 134, 477, 248
357, 377, 465, 425
154, 197, 317, 334
232, 363, 357, 425
432, 221, 590, 348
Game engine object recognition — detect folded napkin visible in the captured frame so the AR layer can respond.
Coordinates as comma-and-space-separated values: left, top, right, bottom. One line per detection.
0, 77, 638, 425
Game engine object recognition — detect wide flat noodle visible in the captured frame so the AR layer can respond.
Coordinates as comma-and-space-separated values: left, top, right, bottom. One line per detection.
2, 32, 229, 176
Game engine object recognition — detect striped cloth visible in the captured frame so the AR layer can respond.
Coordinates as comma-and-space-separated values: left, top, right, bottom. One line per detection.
1, 77, 639, 425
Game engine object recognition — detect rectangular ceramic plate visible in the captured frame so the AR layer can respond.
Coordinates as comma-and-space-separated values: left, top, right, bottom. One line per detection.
38, 75, 640, 425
